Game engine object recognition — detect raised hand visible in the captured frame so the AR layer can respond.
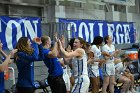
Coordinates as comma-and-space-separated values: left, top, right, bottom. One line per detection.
58, 39, 62, 49
33, 37, 42, 45
9, 49, 18, 64
36, 37, 42, 45
60, 35, 65, 48
54, 32, 58, 42
10, 49, 18, 56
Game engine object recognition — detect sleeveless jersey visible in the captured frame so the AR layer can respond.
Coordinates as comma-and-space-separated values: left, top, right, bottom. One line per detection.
71, 50, 88, 78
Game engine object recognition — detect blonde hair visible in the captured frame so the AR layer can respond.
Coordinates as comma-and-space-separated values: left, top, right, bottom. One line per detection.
41, 36, 50, 46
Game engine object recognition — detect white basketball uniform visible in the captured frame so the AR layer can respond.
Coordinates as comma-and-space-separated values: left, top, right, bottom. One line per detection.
102, 44, 115, 76
88, 45, 101, 77
71, 50, 90, 93
62, 65, 71, 92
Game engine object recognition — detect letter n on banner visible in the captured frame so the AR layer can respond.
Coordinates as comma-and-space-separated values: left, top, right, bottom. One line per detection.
0, 16, 42, 50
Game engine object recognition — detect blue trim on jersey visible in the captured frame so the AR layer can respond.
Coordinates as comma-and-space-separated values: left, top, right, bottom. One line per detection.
91, 70, 96, 77
72, 78, 79, 93
81, 59, 83, 75
72, 77, 84, 93
77, 59, 84, 76
79, 78, 83, 93
78, 60, 80, 76
104, 64, 109, 76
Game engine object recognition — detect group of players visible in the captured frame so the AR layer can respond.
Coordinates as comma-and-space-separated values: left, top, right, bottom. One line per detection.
0, 34, 138, 93
59, 35, 137, 93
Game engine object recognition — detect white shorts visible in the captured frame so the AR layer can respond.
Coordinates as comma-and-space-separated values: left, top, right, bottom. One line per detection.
88, 65, 99, 77
102, 63, 115, 76
71, 75, 90, 93
67, 66, 71, 77
63, 74, 70, 91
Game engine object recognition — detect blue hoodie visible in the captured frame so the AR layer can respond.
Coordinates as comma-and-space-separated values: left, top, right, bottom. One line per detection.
15, 42, 39, 87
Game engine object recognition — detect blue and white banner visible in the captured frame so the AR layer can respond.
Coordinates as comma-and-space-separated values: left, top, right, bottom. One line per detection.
0, 16, 42, 50
59, 18, 135, 44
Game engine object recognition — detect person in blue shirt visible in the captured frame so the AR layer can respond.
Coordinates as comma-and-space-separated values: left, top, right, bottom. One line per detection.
40, 36, 66, 93
0, 40, 17, 93
14, 37, 41, 93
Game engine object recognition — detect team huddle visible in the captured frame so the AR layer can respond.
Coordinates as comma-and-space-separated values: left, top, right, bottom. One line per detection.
0, 34, 138, 93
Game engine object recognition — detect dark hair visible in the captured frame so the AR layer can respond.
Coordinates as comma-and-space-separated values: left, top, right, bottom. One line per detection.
15, 37, 33, 55
91, 36, 103, 45
86, 42, 91, 48
104, 35, 110, 44
132, 44, 139, 49
68, 38, 75, 50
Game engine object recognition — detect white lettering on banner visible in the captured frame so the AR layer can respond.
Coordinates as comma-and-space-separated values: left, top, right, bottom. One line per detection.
98, 23, 103, 37
79, 22, 89, 41
116, 24, 122, 44
107, 24, 131, 44
88, 23, 95, 43
5, 20, 23, 49
67, 22, 77, 39
0, 19, 40, 50
33, 21, 38, 37
24, 20, 37, 39
107, 24, 115, 44
64, 20, 133, 44
67, 24, 71, 40
123, 24, 130, 43
120, 34, 124, 43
